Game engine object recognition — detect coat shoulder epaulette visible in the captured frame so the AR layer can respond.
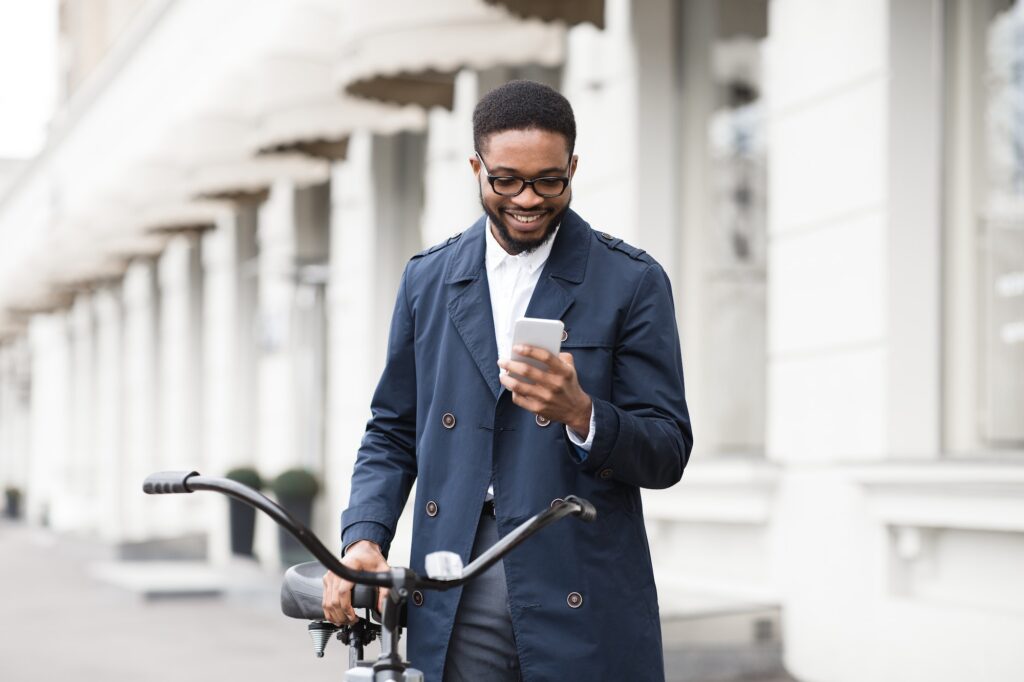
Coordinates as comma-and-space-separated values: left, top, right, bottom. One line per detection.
411, 232, 463, 260
592, 229, 653, 264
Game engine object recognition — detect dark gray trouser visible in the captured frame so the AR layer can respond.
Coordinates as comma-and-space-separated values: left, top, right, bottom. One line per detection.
443, 512, 522, 682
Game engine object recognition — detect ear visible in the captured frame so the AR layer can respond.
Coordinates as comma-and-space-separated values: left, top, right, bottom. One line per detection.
469, 154, 482, 177
569, 154, 579, 178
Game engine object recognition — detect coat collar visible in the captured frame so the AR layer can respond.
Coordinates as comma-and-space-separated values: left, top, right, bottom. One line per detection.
444, 209, 589, 285
444, 209, 590, 399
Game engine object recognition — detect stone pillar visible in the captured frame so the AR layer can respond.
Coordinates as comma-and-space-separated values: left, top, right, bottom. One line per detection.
0, 343, 15, 488
202, 203, 259, 564
157, 232, 208, 538
563, 0, 640, 244
27, 313, 72, 527
324, 130, 426, 566
121, 259, 162, 541
421, 70, 483, 248
93, 283, 126, 542
325, 133, 378, 556
764, 0, 943, 680
0, 338, 31, 515
255, 179, 332, 563
61, 292, 97, 532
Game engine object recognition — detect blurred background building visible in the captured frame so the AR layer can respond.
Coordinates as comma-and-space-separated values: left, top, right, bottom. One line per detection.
0, 0, 1022, 680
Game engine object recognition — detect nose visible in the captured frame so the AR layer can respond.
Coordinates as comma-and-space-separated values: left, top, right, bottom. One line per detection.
511, 183, 545, 209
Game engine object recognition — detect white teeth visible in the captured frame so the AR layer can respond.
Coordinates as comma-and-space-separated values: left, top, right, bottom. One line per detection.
510, 214, 540, 224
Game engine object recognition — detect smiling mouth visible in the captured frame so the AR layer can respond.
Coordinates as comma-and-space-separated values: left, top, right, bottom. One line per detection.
504, 211, 547, 226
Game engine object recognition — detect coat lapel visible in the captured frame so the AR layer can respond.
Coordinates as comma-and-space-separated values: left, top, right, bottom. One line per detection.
444, 211, 591, 399
445, 218, 502, 399
524, 209, 589, 323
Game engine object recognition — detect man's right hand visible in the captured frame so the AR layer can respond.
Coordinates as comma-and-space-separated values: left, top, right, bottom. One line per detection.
322, 540, 390, 625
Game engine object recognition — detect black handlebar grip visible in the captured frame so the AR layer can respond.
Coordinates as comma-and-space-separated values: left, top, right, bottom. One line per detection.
564, 495, 597, 522
352, 583, 379, 612
142, 471, 200, 495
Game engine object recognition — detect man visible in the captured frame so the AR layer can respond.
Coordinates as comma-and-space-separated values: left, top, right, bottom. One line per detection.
324, 80, 692, 681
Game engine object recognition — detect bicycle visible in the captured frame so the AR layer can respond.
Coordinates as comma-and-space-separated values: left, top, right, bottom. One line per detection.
143, 470, 596, 681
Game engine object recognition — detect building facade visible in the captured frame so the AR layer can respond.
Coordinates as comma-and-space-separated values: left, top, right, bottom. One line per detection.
0, 0, 1022, 680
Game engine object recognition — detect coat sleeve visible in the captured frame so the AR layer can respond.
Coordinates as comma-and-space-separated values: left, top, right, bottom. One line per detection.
340, 265, 418, 557
565, 262, 693, 489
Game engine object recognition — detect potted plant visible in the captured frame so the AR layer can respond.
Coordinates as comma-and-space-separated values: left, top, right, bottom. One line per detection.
224, 467, 263, 557
4, 486, 22, 520
270, 467, 320, 565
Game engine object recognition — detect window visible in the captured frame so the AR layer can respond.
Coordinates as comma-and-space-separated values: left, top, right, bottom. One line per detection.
944, 0, 1024, 451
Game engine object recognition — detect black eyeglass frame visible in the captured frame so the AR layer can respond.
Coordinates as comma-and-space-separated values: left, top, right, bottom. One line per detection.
475, 151, 573, 198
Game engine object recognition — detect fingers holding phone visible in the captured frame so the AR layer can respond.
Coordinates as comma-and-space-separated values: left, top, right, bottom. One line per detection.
498, 318, 592, 436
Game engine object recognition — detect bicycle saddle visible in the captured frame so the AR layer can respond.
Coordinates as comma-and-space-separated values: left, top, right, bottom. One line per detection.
281, 561, 331, 620
281, 561, 400, 625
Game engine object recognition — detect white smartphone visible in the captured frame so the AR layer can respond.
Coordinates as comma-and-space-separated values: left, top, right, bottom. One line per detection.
510, 317, 564, 383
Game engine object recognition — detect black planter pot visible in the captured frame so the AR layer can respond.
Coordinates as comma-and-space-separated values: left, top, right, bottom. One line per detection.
4, 490, 21, 520
228, 498, 257, 556
277, 495, 314, 566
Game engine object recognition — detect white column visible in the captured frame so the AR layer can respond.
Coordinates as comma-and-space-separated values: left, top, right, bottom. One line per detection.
158, 232, 208, 538
325, 134, 378, 556
323, 131, 427, 566
764, 1, 944, 680
885, 0, 942, 457
255, 179, 333, 562
765, 0, 889, 677
0, 338, 31, 513
369, 132, 427, 355
202, 203, 259, 564
675, 0, 716, 449
27, 313, 72, 527
122, 259, 162, 541
421, 70, 484, 248
563, 0, 640, 244
61, 292, 98, 532
93, 283, 126, 542
0, 343, 14, 489
255, 179, 299, 498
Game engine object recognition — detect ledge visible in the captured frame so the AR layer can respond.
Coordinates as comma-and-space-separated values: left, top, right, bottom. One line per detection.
848, 460, 1024, 532
642, 456, 779, 525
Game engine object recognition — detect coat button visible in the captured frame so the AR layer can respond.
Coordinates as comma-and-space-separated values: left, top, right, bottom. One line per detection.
598, 468, 613, 480
412, 590, 424, 606
426, 500, 439, 517
567, 592, 583, 608
560, 329, 568, 342
535, 414, 551, 427
600, 232, 612, 239
550, 497, 564, 508
441, 412, 456, 429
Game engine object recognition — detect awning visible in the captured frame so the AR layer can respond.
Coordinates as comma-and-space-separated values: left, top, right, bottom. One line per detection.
336, 0, 566, 109
249, 53, 426, 159
168, 115, 331, 200
483, 0, 605, 28
243, 0, 424, 158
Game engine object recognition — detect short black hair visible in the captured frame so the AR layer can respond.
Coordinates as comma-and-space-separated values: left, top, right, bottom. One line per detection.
473, 80, 576, 156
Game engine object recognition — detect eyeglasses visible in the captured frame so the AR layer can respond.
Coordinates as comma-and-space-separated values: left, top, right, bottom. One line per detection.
475, 151, 572, 198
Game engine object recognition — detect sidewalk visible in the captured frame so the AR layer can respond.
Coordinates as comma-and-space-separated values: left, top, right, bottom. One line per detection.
1, 520, 796, 681
0, 521, 342, 682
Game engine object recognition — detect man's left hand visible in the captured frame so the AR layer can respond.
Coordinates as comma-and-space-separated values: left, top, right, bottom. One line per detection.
498, 345, 593, 438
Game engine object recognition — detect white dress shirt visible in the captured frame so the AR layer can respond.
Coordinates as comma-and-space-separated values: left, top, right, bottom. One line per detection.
485, 221, 596, 452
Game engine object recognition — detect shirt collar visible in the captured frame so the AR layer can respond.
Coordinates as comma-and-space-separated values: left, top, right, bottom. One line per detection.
485, 219, 560, 275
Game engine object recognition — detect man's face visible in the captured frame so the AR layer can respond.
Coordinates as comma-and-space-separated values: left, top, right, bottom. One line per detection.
470, 128, 578, 255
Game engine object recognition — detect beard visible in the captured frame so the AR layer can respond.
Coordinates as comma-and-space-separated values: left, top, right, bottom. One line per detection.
480, 190, 571, 256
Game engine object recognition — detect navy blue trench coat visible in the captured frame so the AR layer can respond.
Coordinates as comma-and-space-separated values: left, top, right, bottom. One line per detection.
341, 209, 692, 681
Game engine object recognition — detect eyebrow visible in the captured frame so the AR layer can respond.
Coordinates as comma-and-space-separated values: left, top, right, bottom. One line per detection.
488, 165, 567, 176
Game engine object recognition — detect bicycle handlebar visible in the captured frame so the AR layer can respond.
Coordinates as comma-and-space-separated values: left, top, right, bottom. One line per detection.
142, 471, 596, 592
